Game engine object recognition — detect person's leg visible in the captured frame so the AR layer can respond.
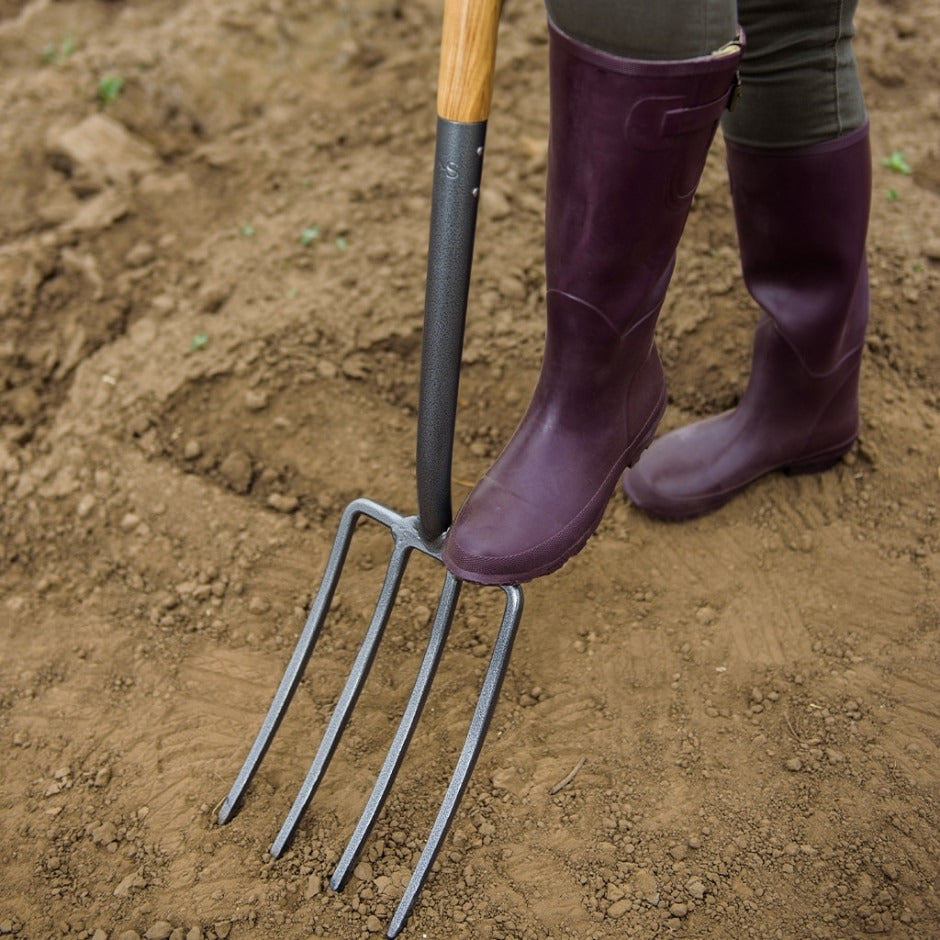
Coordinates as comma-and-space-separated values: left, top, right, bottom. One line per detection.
442, 3, 740, 585
722, 0, 866, 145
545, 0, 737, 61
624, 0, 871, 520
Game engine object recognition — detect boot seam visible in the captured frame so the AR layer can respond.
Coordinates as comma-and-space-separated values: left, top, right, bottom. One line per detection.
765, 316, 867, 380
546, 287, 665, 341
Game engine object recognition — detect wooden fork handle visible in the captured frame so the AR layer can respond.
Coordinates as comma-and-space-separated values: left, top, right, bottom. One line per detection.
437, 0, 500, 123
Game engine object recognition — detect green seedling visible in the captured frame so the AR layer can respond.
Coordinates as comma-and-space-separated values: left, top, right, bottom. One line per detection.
42, 34, 76, 64
887, 188, 899, 201
191, 333, 209, 352
300, 225, 320, 246
240, 223, 256, 237
335, 236, 348, 251
881, 151, 912, 175
97, 73, 125, 105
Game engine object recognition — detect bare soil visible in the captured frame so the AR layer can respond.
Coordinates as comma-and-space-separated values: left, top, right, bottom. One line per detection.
1, 2, 938, 939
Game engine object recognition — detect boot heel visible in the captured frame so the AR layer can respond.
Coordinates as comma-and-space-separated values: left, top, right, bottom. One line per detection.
783, 438, 855, 476
625, 382, 667, 467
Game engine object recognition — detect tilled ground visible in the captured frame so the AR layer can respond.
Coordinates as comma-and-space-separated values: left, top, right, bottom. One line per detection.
0, 1, 938, 939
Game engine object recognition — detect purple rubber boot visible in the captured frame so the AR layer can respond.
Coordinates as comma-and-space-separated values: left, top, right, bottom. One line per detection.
442, 21, 743, 584
623, 121, 872, 520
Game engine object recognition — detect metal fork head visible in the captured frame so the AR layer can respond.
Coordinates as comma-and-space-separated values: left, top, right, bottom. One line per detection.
217, 496, 523, 938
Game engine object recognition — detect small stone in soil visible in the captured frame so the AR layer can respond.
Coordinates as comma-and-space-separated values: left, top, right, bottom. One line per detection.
219, 450, 253, 492
267, 493, 299, 513
144, 922, 173, 940
244, 390, 269, 412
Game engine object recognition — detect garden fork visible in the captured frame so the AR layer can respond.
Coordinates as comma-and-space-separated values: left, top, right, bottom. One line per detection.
216, 2, 523, 936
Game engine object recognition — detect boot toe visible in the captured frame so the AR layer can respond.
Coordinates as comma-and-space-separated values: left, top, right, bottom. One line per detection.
623, 427, 737, 520
442, 475, 602, 585
443, 477, 556, 584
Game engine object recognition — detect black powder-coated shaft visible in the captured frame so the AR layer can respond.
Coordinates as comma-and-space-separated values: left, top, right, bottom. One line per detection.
416, 117, 488, 542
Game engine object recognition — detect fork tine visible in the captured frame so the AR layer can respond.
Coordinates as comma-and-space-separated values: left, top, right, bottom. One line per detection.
216, 499, 364, 826
270, 537, 413, 858
216, 499, 523, 936
330, 571, 462, 891
386, 583, 523, 938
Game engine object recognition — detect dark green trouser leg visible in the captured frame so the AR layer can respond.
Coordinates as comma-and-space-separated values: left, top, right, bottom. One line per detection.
543, 0, 867, 146
544, 0, 737, 60
723, 0, 866, 146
